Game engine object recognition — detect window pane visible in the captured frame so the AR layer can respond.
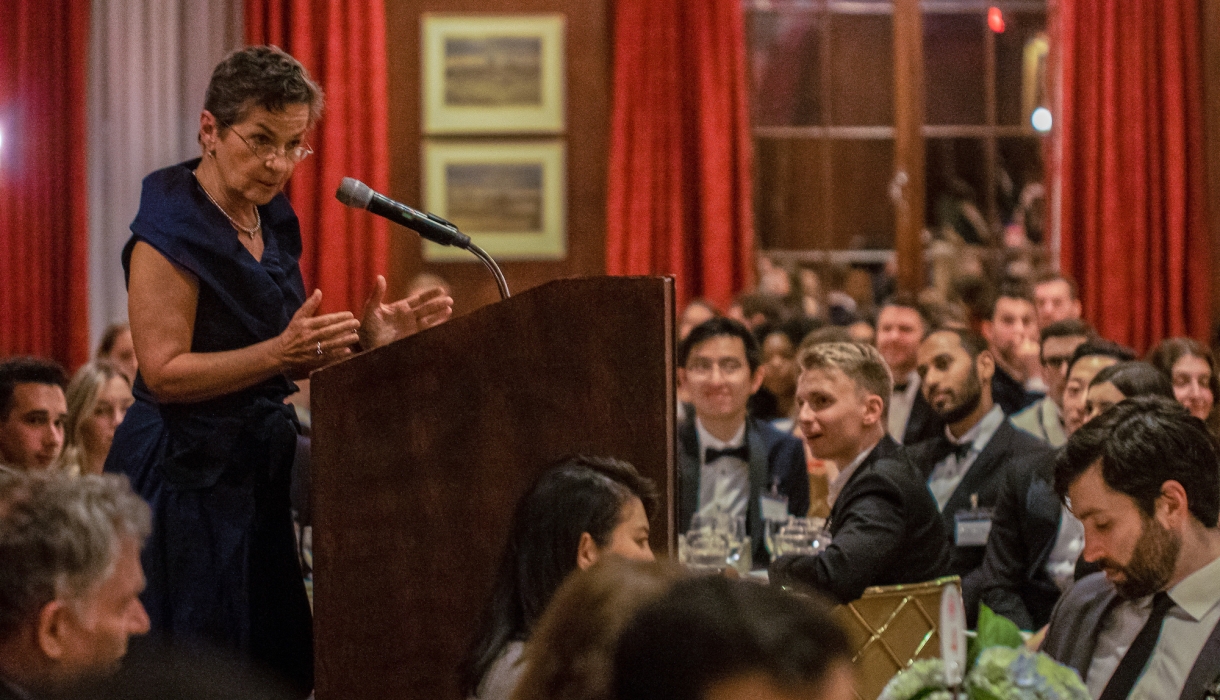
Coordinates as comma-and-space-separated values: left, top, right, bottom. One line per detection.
747, 7, 824, 127
997, 136, 1047, 243
754, 137, 829, 248
925, 138, 990, 242
828, 14, 894, 126
830, 140, 895, 248
923, 14, 986, 125
994, 12, 1049, 127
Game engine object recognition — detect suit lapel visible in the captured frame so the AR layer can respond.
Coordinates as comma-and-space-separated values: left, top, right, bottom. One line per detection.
1181, 618, 1220, 700
745, 419, 769, 546
677, 419, 701, 534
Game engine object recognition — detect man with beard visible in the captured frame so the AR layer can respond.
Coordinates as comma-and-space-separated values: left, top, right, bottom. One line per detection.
1042, 397, 1220, 700
907, 328, 1053, 601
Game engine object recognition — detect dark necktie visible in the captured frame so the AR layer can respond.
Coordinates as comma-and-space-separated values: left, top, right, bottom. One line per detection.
705, 445, 749, 463
1098, 591, 1175, 700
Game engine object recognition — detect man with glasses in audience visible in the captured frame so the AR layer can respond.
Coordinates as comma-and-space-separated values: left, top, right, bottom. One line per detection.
677, 318, 809, 566
1011, 320, 1093, 447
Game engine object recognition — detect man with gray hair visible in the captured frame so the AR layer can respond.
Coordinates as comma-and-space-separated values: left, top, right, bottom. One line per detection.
0, 468, 151, 698
769, 342, 952, 603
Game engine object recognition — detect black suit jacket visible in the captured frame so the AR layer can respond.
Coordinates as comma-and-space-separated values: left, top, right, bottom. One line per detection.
970, 453, 1063, 630
991, 365, 1042, 416
902, 389, 944, 445
769, 436, 952, 603
0, 677, 31, 700
1043, 573, 1220, 700
677, 416, 809, 566
906, 419, 1053, 608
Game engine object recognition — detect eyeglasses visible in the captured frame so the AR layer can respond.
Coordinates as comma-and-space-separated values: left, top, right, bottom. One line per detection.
230, 129, 313, 164
686, 357, 747, 378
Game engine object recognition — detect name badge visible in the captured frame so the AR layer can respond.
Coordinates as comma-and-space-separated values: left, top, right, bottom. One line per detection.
761, 492, 789, 521
954, 508, 994, 547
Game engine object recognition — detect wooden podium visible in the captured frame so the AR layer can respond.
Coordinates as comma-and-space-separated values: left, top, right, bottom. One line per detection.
309, 277, 676, 700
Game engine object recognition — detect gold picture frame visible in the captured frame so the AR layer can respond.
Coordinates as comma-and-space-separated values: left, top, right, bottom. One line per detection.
422, 140, 566, 261
421, 13, 566, 134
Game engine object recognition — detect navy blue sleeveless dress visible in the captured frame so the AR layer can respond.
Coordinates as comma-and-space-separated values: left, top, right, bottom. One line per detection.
105, 159, 312, 694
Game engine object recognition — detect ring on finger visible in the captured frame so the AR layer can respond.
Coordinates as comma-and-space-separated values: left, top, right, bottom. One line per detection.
316, 341, 323, 356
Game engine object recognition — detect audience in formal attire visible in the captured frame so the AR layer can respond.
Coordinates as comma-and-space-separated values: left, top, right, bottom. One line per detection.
906, 328, 1053, 596
58, 361, 133, 476
510, 558, 682, 700
677, 319, 809, 566
768, 342, 951, 602
0, 358, 69, 471
0, 469, 151, 698
1147, 337, 1218, 429
1032, 273, 1083, 327
1043, 397, 1220, 700
613, 577, 854, 700
460, 456, 657, 700
749, 320, 805, 433
1011, 319, 1092, 447
973, 361, 1174, 631
95, 323, 138, 384
1062, 341, 1138, 436
876, 294, 943, 445
981, 281, 1044, 414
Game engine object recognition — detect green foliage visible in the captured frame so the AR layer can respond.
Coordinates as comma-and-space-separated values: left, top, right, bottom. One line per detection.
967, 604, 1025, 668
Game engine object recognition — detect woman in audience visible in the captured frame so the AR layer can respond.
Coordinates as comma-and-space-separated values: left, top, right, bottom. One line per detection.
96, 322, 138, 382
460, 455, 659, 700
750, 321, 804, 432
511, 558, 681, 700
105, 46, 452, 696
1147, 337, 1218, 426
59, 361, 133, 476
1083, 361, 1175, 423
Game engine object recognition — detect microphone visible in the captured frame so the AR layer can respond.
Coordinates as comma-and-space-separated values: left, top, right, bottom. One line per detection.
336, 178, 471, 249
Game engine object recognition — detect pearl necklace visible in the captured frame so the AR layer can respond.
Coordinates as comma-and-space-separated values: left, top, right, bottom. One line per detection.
195, 173, 261, 239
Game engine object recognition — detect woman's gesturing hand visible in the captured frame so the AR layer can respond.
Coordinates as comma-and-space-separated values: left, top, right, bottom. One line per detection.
277, 289, 362, 371
358, 276, 454, 350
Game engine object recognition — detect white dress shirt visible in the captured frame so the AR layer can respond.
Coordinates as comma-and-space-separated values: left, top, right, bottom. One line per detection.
927, 404, 1006, 511
695, 418, 749, 519
888, 370, 921, 444
1085, 553, 1220, 700
1045, 508, 1086, 592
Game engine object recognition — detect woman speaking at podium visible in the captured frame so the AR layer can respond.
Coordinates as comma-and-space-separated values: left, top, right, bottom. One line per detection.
106, 46, 452, 695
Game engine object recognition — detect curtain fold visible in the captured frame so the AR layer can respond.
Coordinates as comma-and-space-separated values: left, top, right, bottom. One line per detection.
0, 1, 91, 368
606, 0, 755, 311
246, 0, 390, 315
1058, 0, 1209, 351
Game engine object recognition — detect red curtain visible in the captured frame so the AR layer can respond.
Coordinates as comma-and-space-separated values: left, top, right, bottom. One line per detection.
246, 0, 390, 315
606, 0, 755, 311
0, 1, 91, 368
1057, 0, 1209, 352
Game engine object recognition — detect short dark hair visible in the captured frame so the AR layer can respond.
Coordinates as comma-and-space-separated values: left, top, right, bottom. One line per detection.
96, 322, 130, 357
879, 292, 931, 332
1066, 340, 1137, 378
925, 327, 990, 360
613, 577, 850, 700
988, 279, 1035, 318
1089, 362, 1174, 401
459, 455, 658, 696
1033, 272, 1079, 300
204, 45, 324, 130
0, 357, 68, 420
1040, 318, 1093, 345
1055, 396, 1220, 526
678, 318, 762, 373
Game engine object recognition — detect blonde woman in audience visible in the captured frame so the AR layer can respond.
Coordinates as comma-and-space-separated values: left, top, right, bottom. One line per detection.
59, 360, 133, 476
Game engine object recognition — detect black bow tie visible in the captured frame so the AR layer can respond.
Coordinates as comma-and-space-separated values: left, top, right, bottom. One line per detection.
950, 441, 972, 461
705, 445, 749, 463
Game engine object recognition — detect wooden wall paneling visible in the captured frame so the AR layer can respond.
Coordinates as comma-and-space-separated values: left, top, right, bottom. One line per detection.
828, 13, 894, 126
384, 0, 610, 318
893, 0, 925, 292
923, 13, 987, 126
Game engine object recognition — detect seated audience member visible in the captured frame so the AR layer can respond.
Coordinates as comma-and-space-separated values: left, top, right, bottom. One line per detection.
1011, 320, 1092, 447
59, 361, 134, 476
982, 281, 1043, 414
95, 323, 138, 383
0, 469, 151, 697
511, 558, 682, 700
1032, 273, 1082, 327
460, 456, 657, 700
1042, 398, 1220, 699
679, 299, 718, 342
1061, 341, 1137, 436
677, 319, 809, 565
768, 342, 951, 603
972, 361, 1176, 631
750, 321, 802, 432
727, 293, 784, 331
0, 358, 69, 471
906, 328, 1053, 586
876, 294, 943, 445
846, 318, 875, 346
1147, 337, 1218, 426
613, 577, 853, 700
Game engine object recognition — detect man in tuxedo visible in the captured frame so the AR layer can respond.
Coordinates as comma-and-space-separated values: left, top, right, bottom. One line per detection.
769, 342, 951, 603
982, 281, 1044, 415
0, 469, 151, 699
0, 358, 68, 471
876, 294, 943, 445
1011, 319, 1092, 447
905, 328, 1053, 602
677, 318, 809, 566
1042, 397, 1220, 700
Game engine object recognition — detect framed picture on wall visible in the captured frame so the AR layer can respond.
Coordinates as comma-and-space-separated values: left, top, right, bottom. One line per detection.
421, 13, 566, 134
422, 140, 566, 261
